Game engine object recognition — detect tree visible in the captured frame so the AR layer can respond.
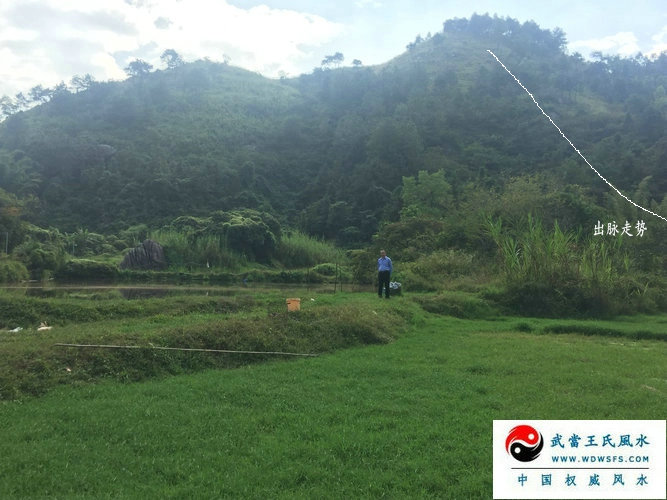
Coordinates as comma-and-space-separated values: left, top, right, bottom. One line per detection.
551, 27, 567, 50
70, 74, 96, 93
321, 52, 344, 69
124, 59, 154, 77
406, 34, 424, 50
160, 49, 184, 69
0, 96, 18, 119
401, 170, 453, 219
13, 92, 29, 111
0, 188, 25, 254
29, 85, 52, 104
51, 81, 70, 99
211, 210, 280, 262
352, 59, 362, 67
366, 118, 423, 188
0, 149, 41, 196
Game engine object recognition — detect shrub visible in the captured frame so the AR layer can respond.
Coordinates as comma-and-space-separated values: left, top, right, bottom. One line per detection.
55, 259, 119, 282
0, 259, 29, 283
514, 322, 534, 332
277, 231, 344, 268
212, 210, 278, 262
347, 248, 376, 285
500, 281, 574, 317
373, 218, 445, 261
311, 263, 338, 276
413, 292, 498, 319
12, 239, 66, 273
401, 249, 476, 291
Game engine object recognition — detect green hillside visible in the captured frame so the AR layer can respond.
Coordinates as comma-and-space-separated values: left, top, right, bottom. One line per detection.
2, 14, 665, 236
0, 14, 665, 314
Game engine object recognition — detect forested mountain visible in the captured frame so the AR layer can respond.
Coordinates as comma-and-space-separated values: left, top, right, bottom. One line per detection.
1, 14, 666, 249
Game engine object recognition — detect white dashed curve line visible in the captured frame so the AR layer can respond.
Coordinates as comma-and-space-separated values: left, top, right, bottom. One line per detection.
486, 49, 666, 222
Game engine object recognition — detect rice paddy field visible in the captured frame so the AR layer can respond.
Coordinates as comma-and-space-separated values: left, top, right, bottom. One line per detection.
0, 285, 665, 498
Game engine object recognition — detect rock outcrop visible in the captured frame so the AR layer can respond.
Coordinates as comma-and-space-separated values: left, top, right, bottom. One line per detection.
120, 239, 167, 270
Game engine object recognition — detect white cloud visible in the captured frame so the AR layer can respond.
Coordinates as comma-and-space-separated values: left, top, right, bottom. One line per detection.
648, 25, 667, 57
153, 16, 172, 29
144, 1, 343, 72
569, 31, 640, 57
0, 0, 343, 96
355, 0, 383, 7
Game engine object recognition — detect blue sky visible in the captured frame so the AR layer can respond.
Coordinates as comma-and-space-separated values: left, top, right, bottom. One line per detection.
1, 0, 666, 97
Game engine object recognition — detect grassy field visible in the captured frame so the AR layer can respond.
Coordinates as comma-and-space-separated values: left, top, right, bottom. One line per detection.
0, 287, 410, 400
0, 288, 665, 498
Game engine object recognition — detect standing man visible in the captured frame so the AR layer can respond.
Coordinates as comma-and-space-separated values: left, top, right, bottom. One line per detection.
377, 249, 392, 299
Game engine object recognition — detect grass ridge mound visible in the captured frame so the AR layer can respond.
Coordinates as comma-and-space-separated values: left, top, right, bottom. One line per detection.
542, 324, 666, 341
0, 297, 409, 400
0, 292, 257, 329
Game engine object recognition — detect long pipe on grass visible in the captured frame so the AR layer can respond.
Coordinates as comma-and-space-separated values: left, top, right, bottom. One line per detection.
54, 343, 318, 357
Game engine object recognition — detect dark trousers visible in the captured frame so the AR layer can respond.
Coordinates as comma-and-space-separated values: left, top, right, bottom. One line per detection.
378, 271, 391, 298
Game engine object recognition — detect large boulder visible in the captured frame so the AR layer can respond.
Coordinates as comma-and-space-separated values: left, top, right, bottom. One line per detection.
120, 239, 167, 270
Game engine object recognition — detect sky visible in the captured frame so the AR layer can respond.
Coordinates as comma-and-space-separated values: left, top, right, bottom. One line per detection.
1, 0, 666, 98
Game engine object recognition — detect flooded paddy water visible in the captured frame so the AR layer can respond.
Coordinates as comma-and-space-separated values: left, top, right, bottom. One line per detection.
1, 282, 369, 300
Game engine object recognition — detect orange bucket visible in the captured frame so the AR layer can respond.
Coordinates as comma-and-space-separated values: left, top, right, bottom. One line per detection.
286, 298, 301, 311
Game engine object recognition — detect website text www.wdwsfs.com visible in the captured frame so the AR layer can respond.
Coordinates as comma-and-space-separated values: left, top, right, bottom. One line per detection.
551, 455, 650, 464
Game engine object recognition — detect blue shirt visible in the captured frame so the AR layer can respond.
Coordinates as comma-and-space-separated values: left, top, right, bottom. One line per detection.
378, 256, 392, 272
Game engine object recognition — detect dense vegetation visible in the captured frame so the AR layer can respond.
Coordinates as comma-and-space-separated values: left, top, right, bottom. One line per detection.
0, 14, 665, 315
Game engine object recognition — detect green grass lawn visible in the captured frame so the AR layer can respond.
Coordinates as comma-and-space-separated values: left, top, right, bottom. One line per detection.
0, 291, 665, 498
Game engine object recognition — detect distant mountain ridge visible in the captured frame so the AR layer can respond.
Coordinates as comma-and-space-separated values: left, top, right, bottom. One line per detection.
1, 13, 665, 243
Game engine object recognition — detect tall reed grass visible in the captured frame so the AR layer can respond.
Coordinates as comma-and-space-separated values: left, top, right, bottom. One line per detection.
277, 231, 345, 268
149, 229, 247, 271
487, 215, 581, 285
485, 215, 656, 316
0, 258, 29, 283
150, 229, 345, 271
